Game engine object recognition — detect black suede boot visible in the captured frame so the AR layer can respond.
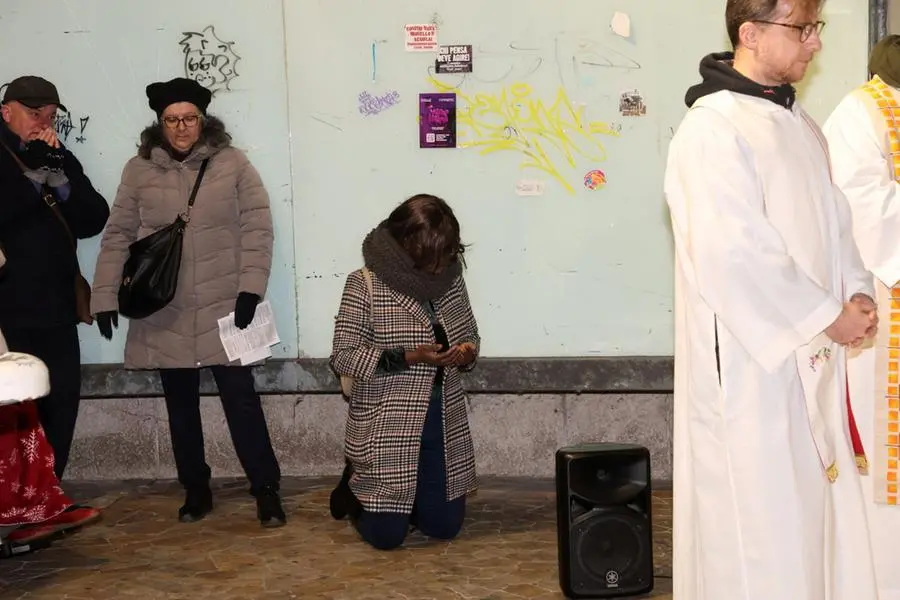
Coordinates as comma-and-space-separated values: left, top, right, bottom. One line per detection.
330, 458, 362, 521
178, 484, 213, 523
409, 504, 419, 530
254, 484, 286, 528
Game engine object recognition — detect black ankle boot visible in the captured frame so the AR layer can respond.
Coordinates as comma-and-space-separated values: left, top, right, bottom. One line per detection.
178, 484, 213, 523
329, 459, 362, 521
254, 484, 286, 528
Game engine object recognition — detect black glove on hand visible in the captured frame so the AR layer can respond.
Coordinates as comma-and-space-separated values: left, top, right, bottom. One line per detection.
234, 292, 260, 329
96, 311, 119, 340
20, 140, 65, 171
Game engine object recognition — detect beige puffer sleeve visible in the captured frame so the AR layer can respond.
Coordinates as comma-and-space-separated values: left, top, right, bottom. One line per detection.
90, 158, 141, 314
234, 151, 273, 297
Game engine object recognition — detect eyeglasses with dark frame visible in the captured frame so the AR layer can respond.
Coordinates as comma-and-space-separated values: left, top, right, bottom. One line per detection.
161, 114, 202, 129
753, 20, 826, 42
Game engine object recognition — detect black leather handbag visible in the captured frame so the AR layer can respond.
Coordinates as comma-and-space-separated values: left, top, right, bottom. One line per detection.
118, 158, 209, 319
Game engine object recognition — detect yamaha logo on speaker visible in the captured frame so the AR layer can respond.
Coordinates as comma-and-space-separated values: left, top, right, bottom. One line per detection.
605, 570, 620, 587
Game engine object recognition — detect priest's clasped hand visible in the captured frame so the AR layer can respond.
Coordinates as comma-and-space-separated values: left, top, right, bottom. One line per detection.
849, 293, 879, 347
825, 295, 878, 347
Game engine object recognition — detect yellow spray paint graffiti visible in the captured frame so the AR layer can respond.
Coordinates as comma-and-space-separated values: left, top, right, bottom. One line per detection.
429, 76, 619, 194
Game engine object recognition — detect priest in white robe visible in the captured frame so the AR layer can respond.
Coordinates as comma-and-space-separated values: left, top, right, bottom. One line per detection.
825, 34, 900, 600
664, 1, 879, 598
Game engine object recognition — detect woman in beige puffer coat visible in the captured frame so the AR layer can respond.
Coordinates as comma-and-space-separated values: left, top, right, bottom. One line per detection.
90, 77, 284, 528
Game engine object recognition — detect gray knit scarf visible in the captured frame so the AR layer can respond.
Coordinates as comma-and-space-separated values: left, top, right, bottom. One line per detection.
361, 224, 461, 301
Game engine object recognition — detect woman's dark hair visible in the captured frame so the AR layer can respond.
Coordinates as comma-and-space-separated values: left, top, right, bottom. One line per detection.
384, 194, 466, 270
137, 114, 231, 159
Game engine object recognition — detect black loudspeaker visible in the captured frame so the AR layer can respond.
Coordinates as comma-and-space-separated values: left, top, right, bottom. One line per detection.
556, 443, 653, 598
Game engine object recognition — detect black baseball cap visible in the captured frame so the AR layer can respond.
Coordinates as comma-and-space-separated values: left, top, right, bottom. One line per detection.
2, 76, 67, 112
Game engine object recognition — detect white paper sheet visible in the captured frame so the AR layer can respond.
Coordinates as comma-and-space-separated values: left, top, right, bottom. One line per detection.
218, 300, 280, 364
610, 12, 631, 38
240, 346, 273, 366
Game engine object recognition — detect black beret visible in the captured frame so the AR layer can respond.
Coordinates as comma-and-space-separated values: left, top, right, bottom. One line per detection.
146, 77, 212, 117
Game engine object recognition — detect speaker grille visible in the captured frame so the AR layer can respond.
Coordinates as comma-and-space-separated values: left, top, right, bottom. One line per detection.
570, 506, 651, 594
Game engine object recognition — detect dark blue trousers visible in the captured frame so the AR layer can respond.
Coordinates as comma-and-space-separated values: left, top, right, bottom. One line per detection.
355, 386, 466, 550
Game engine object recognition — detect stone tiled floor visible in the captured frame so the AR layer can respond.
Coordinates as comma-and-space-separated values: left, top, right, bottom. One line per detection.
0, 478, 673, 599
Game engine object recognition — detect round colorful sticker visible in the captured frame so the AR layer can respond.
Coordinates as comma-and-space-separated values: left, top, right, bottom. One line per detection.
584, 169, 607, 190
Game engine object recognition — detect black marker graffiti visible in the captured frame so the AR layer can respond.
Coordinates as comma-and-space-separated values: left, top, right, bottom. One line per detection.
55, 113, 90, 144
179, 25, 242, 95
55, 112, 75, 141
75, 117, 89, 143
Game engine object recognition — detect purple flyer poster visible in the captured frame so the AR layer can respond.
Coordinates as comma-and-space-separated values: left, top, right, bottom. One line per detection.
419, 93, 456, 148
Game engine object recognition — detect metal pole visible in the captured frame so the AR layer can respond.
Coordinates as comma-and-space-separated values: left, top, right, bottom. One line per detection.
872, 0, 888, 52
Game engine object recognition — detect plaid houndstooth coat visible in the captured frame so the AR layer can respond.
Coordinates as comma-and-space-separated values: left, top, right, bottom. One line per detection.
331, 268, 480, 513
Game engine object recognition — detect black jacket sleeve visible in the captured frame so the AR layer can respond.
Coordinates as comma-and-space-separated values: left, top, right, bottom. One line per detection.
375, 348, 409, 374
0, 157, 44, 228
55, 148, 110, 239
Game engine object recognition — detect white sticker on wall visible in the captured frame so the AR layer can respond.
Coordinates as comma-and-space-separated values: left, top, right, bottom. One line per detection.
405, 24, 438, 52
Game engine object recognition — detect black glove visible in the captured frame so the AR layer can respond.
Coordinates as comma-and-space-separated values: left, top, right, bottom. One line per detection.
20, 140, 66, 171
96, 311, 119, 340
234, 292, 260, 329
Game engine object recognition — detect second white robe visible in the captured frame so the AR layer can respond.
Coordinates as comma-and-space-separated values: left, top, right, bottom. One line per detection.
826, 79, 900, 600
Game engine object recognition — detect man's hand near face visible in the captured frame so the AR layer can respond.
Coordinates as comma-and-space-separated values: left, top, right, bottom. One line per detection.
34, 127, 60, 149
21, 136, 65, 172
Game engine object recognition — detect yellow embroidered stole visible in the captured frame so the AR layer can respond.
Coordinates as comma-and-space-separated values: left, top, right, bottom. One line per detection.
861, 76, 900, 504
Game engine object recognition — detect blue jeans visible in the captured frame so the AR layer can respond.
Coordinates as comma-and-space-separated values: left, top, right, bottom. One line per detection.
355, 385, 466, 550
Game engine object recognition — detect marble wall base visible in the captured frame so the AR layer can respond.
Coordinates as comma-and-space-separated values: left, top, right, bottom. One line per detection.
66, 393, 674, 482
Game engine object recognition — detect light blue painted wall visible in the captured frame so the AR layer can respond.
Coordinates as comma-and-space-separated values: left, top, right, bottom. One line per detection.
797, 0, 869, 122
0, 0, 869, 361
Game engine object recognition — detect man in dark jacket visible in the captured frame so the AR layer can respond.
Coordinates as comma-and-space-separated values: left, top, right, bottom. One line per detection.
0, 76, 109, 479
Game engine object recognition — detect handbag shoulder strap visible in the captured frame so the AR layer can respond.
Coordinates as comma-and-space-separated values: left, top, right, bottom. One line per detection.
0, 138, 80, 258
183, 158, 210, 219
360, 266, 374, 317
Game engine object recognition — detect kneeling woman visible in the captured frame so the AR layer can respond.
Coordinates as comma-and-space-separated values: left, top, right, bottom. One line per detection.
329, 194, 480, 550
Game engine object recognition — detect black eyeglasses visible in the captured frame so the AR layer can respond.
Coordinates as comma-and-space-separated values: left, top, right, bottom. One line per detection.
753, 20, 826, 42
161, 114, 202, 129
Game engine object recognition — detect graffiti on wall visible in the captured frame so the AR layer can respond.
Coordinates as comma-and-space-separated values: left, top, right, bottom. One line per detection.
180, 25, 242, 95
429, 76, 618, 194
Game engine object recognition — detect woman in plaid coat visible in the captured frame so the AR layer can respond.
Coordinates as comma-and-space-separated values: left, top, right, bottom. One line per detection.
329, 194, 480, 550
